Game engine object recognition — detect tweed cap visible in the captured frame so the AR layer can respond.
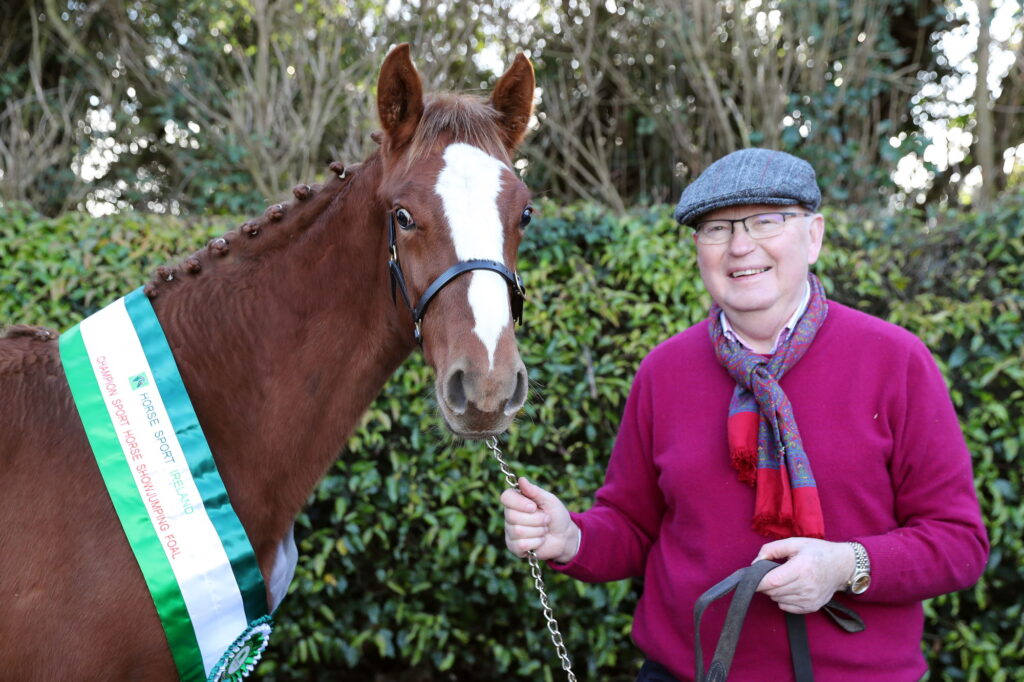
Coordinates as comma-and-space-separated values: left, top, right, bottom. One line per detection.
674, 148, 821, 226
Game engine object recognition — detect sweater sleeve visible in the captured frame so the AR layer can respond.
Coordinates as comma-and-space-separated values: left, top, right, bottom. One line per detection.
549, 361, 666, 583
854, 339, 989, 603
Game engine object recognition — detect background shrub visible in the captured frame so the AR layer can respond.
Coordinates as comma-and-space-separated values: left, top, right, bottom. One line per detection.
1, 194, 1020, 680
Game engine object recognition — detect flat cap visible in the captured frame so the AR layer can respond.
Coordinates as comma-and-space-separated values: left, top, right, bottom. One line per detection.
674, 148, 821, 226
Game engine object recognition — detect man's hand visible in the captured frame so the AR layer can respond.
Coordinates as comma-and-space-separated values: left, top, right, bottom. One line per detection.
754, 538, 856, 614
501, 477, 580, 564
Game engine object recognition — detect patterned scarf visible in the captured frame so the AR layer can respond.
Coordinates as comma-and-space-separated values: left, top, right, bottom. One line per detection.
709, 274, 828, 539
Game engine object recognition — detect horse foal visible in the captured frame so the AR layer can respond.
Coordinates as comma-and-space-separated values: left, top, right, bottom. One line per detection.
0, 44, 535, 680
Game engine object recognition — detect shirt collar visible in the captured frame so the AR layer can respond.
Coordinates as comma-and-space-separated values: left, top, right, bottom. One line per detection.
720, 281, 811, 353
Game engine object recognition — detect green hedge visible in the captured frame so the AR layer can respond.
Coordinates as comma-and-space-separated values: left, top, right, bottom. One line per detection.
1, 195, 1020, 681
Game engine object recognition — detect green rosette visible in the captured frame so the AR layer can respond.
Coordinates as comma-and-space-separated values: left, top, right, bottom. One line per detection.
208, 615, 274, 681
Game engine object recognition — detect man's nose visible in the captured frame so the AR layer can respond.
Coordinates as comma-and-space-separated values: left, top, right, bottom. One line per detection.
728, 223, 756, 254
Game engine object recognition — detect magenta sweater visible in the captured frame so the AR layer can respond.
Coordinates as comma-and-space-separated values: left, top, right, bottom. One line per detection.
554, 301, 988, 681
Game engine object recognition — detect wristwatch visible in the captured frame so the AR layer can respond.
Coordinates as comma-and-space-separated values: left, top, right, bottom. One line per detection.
847, 541, 871, 594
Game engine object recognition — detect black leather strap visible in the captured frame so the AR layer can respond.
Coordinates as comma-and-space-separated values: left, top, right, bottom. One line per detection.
694, 560, 780, 682
413, 259, 524, 324
786, 611, 813, 681
387, 213, 525, 344
822, 600, 865, 633
694, 560, 865, 682
389, 258, 414, 312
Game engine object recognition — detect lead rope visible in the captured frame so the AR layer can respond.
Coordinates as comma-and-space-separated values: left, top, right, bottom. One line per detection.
486, 436, 577, 682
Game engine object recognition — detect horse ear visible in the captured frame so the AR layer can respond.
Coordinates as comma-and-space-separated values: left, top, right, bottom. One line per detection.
489, 53, 535, 152
377, 43, 424, 151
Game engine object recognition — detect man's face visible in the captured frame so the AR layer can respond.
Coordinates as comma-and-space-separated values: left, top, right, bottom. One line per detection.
694, 203, 824, 323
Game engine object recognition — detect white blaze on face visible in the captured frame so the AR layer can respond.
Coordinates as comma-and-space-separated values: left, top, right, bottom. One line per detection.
435, 143, 511, 369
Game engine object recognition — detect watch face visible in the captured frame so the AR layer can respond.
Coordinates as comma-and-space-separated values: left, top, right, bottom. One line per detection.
851, 573, 871, 594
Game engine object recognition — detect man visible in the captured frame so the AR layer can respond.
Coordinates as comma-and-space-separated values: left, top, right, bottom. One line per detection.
501, 149, 989, 680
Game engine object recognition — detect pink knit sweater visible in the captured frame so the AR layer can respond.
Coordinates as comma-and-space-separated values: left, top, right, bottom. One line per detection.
554, 301, 988, 681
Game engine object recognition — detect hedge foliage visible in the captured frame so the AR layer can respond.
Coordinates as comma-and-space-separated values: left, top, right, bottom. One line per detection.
1, 194, 1021, 681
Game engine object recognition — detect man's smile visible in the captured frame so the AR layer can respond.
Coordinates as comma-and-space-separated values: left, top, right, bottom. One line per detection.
729, 266, 771, 278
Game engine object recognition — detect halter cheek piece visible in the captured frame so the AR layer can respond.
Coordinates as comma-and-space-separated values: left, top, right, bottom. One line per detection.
387, 212, 525, 345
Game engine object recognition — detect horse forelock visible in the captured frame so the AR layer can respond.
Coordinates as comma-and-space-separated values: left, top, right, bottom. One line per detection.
404, 94, 511, 170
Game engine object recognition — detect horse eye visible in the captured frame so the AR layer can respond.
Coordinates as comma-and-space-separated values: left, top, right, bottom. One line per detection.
395, 208, 415, 230
520, 207, 533, 228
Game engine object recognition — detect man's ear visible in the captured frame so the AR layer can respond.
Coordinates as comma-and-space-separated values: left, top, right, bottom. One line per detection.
807, 213, 825, 265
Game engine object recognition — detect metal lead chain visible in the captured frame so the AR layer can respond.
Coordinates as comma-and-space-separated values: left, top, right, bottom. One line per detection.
486, 436, 577, 682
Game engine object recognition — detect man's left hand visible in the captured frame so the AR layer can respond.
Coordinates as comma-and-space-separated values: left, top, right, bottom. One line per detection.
754, 538, 855, 614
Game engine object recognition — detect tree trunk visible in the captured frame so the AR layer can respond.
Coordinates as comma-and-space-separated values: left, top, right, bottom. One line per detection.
974, 0, 995, 208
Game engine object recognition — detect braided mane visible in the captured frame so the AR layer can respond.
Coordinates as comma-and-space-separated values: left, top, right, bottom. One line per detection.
141, 91, 508, 300
140, 155, 376, 300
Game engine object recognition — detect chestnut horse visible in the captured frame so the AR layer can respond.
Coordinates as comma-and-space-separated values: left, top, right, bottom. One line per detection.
0, 45, 535, 679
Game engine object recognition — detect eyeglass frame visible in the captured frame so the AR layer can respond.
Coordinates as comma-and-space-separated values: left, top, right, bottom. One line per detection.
692, 211, 814, 245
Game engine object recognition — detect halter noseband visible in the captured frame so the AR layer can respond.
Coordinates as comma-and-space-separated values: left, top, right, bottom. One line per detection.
387, 212, 525, 344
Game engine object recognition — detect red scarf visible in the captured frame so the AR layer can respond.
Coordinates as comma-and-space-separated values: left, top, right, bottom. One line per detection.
708, 274, 828, 539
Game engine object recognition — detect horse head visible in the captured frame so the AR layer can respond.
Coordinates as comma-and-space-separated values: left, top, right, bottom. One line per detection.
375, 45, 534, 438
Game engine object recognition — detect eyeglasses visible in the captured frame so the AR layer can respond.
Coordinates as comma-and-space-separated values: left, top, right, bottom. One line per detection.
693, 212, 813, 245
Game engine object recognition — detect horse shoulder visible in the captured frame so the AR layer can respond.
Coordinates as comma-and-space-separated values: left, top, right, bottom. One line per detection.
0, 333, 177, 679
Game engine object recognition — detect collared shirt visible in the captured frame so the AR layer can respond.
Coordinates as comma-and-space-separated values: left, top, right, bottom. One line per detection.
720, 281, 811, 353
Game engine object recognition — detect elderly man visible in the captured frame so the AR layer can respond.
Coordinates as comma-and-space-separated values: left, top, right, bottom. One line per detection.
501, 149, 988, 680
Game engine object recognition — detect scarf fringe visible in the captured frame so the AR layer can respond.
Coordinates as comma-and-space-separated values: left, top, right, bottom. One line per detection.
730, 447, 758, 486
751, 513, 789, 541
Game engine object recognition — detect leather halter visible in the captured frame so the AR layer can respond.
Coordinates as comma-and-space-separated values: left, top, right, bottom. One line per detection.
387, 212, 525, 344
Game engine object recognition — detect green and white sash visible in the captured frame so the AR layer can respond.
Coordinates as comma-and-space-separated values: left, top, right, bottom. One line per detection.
60, 288, 272, 681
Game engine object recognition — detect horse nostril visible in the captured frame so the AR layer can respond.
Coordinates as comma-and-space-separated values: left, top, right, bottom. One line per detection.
445, 368, 468, 414
504, 367, 528, 416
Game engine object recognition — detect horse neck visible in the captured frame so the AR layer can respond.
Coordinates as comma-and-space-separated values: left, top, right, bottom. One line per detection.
150, 155, 414, 561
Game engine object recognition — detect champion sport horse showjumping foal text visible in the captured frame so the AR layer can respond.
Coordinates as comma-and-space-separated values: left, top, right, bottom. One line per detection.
0, 45, 538, 680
